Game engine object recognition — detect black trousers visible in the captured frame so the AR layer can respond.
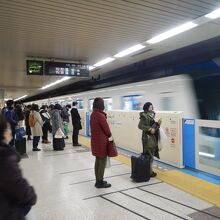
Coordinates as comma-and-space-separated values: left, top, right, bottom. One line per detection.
72, 128, 79, 145
9, 126, 16, 147
26, 125, 31, 136
42, 123, 50, 140
95, 157, 107, 182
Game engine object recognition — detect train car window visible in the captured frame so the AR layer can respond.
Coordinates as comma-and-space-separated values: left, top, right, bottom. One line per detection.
103, 97, 113, 110
77, 100, 84, 109
121, 95, 143, 110
160, 97, 172, 110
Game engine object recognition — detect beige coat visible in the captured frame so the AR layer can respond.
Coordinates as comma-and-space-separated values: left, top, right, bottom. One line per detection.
30, 111, 43, 137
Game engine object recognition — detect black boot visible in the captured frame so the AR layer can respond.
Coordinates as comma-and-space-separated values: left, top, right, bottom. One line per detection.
150, 172, 157, 177
95, 180, 111, 188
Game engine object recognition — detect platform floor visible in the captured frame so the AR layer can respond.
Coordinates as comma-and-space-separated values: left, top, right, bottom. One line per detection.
20, 137, 220, 220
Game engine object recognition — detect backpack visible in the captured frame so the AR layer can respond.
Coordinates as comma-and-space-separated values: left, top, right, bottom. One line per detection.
29, 114, 37, 127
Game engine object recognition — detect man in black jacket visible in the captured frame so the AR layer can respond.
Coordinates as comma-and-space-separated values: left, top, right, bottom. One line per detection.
71, 101, 82, 146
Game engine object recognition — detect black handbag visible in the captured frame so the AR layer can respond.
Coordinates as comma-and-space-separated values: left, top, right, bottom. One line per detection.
15, 138, 26, 155
107, 141, 118, 157
53, 137, 65, 150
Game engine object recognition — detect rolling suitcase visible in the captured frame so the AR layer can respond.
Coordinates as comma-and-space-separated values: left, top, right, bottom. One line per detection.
15, 137, 26, 155
131, 153, 150, 182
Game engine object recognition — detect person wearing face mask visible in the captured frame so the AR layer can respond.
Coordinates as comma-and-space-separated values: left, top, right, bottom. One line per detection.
138, 102, 162, 177
0, 114, 37, 220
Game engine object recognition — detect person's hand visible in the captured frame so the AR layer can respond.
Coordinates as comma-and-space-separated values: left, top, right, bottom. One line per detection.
157, 118, 162, 125
150, 128, 156, 134
108, 136, 113, 141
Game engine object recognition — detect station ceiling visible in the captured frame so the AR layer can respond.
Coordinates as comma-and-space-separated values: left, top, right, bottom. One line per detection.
0, 0, 220, 100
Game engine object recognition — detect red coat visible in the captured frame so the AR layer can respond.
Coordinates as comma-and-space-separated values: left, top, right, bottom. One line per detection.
90, 109, 111, 157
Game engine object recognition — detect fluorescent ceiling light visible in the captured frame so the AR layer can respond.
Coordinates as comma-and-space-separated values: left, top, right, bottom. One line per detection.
89, 66, 96, 70
94, 57, 115, 67
114, 44, 146, 58
41, 77, 70, 90
14, 95, 28, 101
199, 152, 215, 158
147, 22, 198, 44
205, 8, 220, 19
119, 86, 134, 90
136, 83, 153, 87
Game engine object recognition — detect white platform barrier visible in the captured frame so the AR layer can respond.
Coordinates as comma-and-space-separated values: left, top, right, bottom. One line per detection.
78, 109, 86, 136
107, 110, 183, 168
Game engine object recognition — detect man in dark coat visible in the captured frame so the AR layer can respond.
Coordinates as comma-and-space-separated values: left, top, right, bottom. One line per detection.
71, 101, 82, 146
0, 114, 37, 220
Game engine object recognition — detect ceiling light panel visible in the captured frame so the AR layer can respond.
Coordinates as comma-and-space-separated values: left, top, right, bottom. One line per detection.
205, 8, 220, 19
14, 95, 28, 101
114, 44, 146, 58
41, 77, 70, 90
147, 22, 198, 44
94, 57, 115, 67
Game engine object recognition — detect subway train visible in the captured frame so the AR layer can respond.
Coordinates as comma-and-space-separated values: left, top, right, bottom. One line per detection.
32, 74, 199, 119
29, 72, 220, 174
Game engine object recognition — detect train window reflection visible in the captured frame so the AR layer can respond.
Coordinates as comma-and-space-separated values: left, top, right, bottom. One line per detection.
77, 100, 84, 109
103, 97, 113, 110
160, 97, 172, 110
121, 95, 143, 110
198, 126, 220, 170
89, 99, 94, 112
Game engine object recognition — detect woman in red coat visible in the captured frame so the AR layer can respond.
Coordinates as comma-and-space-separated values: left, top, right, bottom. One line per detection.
90, 97, 112, 188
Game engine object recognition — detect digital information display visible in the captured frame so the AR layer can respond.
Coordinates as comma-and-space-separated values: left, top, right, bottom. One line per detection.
45, 61, 90, 77
26, 60, 44, 75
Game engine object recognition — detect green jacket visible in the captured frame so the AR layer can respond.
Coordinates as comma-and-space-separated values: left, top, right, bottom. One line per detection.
138, 111, 158, 158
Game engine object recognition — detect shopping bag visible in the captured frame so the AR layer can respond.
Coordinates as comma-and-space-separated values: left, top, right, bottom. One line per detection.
63, 123, 69, 134
55, 128, 65, 139
158, 128, 167, 151
105, 157, 111, 168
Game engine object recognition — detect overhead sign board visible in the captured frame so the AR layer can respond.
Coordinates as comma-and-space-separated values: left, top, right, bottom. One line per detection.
26, 60, 44, 75
45, 61, 90, 77
26, 60, 90, 77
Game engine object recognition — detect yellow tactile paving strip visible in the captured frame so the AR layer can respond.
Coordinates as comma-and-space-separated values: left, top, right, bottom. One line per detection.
79, 136, 220, 207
